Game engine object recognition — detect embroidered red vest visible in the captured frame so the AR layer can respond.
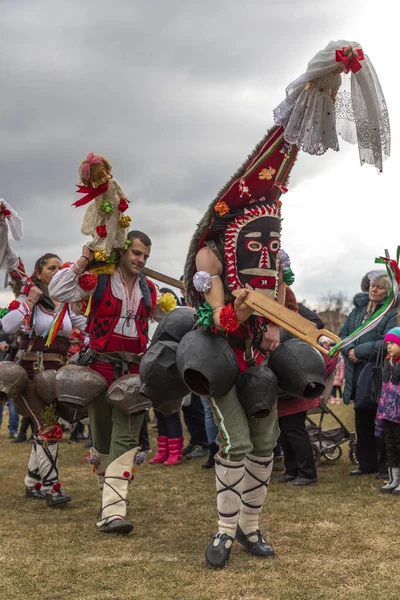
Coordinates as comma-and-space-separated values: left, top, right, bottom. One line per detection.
88, 275, 157, 353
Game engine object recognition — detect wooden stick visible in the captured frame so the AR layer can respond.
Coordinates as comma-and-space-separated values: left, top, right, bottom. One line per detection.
232, 289, 340, 355
143, 267, 184, 291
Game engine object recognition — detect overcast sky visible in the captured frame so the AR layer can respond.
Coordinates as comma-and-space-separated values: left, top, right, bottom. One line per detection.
0, 0, 397, 310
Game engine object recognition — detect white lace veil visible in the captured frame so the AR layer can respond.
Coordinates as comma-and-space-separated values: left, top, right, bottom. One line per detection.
281, 40, 391, 171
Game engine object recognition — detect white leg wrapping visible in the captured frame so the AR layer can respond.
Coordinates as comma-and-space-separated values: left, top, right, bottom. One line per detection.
97, 447, 139, 528
35, 441, 59, 493
215, 454, 245, 540
238, 453, 273, 540
24, 443, 41, 488
88, 447, 110, 491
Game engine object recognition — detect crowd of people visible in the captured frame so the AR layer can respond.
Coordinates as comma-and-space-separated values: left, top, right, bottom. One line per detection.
0, 39, 394, 571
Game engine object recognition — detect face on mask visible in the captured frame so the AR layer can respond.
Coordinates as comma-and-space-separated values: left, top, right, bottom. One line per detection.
224, 203, 281, 300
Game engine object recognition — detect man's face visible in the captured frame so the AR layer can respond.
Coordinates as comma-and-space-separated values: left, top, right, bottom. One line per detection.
119, 238, 151, 277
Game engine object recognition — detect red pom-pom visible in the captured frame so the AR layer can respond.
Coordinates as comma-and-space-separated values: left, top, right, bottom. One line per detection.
118, 198, 129, 213
219, 304, 240, 333
34, 482, 42, 490
96, 225, 107, 238
78, 273, 98, 291
4, 209, 11, 217
123, 471, 130, 478
60, 262, 73, 270
22, 285, 30, 296
53, 482, 61, 492
8, 300, 20, 311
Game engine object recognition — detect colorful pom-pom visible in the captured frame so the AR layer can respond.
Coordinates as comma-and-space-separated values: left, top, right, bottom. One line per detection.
193, 271, 213, 293
158, 292, 177, 313
94, 249, 107, 262
8, 300, 21, 311
78, 273, 98, 291
219, 304, 239, 332
119, 215, 131, 229
118, 198, 129, 212
215, 200, 230, 216
96, 225, 107, 239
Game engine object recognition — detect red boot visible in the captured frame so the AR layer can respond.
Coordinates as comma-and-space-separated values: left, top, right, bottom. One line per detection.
164, 437, 184, 466
149, 437, 169, 464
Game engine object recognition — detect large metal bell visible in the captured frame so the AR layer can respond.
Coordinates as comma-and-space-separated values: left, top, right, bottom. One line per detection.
55, 365, 107, 408
57, 403, 89, 424
0, 362, 29, 401
150, 307, 196, 346
268, 339, 326, 399
236, 365, 278, 418
176, 329, 240, 397
139, 340, 188, 415
34, 370, 57, 405
107, 374, 152, 415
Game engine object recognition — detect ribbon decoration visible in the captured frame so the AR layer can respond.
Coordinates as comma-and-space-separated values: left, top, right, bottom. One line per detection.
335, 47, 365, 74
328, 248, 400, 357
197, 301, 214, 328
44, 302, 69, 347
73, 182, 109, 208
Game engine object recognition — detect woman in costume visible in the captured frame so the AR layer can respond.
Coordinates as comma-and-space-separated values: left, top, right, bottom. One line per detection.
1, 254, 87, 506
273, 40, 390, 170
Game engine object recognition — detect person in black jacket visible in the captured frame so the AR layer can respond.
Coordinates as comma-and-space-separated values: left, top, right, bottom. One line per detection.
340, 273, 398, 476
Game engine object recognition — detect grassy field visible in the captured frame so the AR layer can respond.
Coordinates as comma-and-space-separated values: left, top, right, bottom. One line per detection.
1, 404, 400, 600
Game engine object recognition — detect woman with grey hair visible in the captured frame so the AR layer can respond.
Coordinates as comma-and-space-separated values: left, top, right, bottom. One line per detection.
340, 273, 398, 476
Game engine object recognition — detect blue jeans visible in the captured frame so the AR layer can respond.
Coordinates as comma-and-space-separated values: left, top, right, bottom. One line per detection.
0, 399, 19, 435
200, 396, 218, 445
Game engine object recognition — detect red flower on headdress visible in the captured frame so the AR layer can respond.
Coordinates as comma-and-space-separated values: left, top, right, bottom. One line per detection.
22, 285, 31, 296
96, 225, 107, 238
219, 304, 240, 332
215, 201, 230, 216
78, 273, 98, 291
8, 300, 21, 311
118, 198, 129, 213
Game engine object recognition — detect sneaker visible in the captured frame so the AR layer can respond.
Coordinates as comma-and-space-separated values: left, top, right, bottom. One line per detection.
287, 476, 318, 486
187, 444, 209, 459
182, 443, 194, 457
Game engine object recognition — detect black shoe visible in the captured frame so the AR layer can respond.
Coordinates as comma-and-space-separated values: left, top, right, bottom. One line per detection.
45, 489, 71, 506
201, 443, 218, 470
205, 533, 234, 569
376, 471, 389, 480
236, 525, 274, 557
99, 518, 133, 534
350, 469, 374, 476
12, 436, 27, 444
182, 443, 194, 457
25, 485, 45, 500
274, 473, 297, 483
287, 476, 318, 486
188, 444, 209, 459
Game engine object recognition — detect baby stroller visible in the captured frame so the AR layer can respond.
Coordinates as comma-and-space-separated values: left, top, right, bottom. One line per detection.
306, 372, 357, 466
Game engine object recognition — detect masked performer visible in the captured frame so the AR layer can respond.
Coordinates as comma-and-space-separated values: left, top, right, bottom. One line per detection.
49, 230, 171, 534
0, 253, 87, 506
183, 122, 300, 568
273, 40, 390, 170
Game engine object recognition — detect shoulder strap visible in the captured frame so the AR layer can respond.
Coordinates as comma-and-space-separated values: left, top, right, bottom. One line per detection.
139, 273, 152, 310
93, 274, 109, 304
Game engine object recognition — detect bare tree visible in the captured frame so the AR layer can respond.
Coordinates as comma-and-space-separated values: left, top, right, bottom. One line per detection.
316, 291, 350, 334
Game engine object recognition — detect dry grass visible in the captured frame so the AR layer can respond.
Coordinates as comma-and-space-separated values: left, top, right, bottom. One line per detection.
1, 405, 400, 600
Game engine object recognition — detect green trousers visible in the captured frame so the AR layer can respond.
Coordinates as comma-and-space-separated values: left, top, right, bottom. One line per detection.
87, 393, 145, 464
207, 386, 279, 462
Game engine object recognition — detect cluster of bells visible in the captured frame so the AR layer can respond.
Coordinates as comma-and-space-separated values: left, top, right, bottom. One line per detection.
0, 310, 328, 418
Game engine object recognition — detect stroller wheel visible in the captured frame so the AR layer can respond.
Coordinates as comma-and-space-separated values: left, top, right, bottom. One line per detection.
323, 445, 342, 461
312, 443, 321, 466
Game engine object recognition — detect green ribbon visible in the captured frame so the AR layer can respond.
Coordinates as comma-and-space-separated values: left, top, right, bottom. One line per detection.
0, 307, 10, 319
283, 268, 295, 286
197, 302, 214, 327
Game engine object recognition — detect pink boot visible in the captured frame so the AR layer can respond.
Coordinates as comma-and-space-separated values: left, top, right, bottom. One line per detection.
164, 437, 184, 466
149, 437, 169, 464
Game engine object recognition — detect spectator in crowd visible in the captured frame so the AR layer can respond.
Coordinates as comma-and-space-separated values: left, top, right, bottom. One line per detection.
200, 397, 219, 469
340, 273, 398, 477
182, 393, 209, 459
149, 411, 184, 466
331, 354, 345, 404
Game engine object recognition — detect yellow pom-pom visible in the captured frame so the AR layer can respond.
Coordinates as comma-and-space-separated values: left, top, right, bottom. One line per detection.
94, 249, 107, 262
158, 292, 177, 314
119, 215, 131, 229
89, 264, 117, 276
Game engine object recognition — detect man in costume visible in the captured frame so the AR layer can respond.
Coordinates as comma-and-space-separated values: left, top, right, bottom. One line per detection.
49, 230, 166, 534
184, 126, 298, 568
